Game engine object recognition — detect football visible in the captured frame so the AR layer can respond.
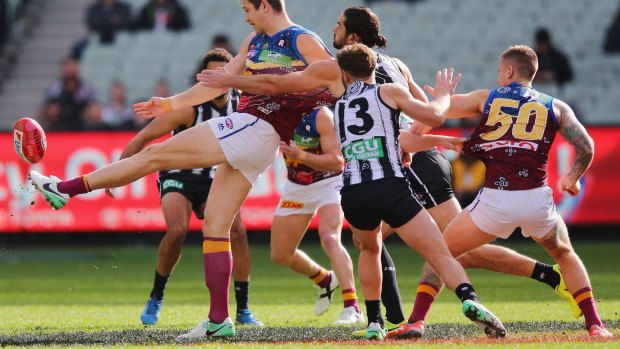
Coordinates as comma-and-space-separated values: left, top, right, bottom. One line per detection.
13, 117, 47, 164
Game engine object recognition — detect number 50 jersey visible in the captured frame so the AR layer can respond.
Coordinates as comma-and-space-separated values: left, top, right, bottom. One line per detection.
463, 82, 559, 191
335, 81, 405, 187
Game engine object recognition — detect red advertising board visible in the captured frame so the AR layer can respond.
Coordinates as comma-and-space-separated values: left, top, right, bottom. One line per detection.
1, 128, 619, 233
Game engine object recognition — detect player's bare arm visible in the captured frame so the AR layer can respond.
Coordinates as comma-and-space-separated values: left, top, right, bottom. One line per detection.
555, 99, 595, 195
119, 108, 195, 160
200, 59, 342, 97
280, 108, 344, 172
443, 89, 490, 119
380, 68, 460, 127
400, 131, 465, 153
133, 34, 253, 118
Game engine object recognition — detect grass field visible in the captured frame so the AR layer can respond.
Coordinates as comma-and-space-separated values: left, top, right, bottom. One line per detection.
1, 236, 619, 348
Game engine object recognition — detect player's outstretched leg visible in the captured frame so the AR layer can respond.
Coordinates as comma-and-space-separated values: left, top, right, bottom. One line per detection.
230, 213, 263, 326
390, 210, 506, 339
534, 218, 613, 338
30, 122, 226, 209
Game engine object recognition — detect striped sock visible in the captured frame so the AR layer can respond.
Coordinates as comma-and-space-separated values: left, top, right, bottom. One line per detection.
203, 237, 233, 324
408, 282, 439, 323
342, 288, 360, 312
310, 267, 331, 288
57, 176, 91, 197
573, 287, 603, 329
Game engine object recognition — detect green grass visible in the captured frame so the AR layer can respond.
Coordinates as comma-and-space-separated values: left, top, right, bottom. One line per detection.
0, 238, 619, 347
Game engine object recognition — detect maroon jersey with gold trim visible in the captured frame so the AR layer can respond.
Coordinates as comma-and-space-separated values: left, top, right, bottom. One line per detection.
463, 82, 559, 190
237, 25, 337, 142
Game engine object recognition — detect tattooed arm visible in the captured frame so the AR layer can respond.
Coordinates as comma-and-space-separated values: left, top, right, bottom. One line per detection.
555, 99, 594, 196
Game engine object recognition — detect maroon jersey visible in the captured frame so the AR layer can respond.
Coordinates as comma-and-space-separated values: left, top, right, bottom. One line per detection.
463, 82, 559, 190
237, 25, 337, 142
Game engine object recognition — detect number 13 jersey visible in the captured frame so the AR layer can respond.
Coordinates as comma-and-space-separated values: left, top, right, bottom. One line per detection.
335, 81, 405, 187
463, 82, 559, 191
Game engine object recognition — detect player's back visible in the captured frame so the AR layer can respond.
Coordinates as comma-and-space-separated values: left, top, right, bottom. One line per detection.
463, 82, 559, 190
335, 81, 404, 186
239, 25, 336, 142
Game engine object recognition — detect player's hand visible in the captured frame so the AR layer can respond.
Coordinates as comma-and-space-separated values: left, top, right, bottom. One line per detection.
134, 97, 166, 118
560, 174, 581, 196
280, 140, 302, 159
424, 68, 461, 97
441, 136, 466, 152
197, 67, 231, 88
401, 151, 412, 168
410, 121, 432, 136
104, 188, 115, 198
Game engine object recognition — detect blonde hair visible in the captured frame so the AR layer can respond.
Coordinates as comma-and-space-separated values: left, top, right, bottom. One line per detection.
500, 45, 538, 80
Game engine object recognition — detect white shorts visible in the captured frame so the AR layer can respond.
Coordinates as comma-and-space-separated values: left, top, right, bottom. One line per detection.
207, 113, 280, 184
468, 186, 559, 239
274, 176, 342, 216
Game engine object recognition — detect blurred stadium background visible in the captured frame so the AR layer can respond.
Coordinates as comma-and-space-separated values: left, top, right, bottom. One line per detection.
1, 0, 619, 233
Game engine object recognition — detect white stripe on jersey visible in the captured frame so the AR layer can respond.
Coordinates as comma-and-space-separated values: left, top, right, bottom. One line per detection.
336, 81, 403, 186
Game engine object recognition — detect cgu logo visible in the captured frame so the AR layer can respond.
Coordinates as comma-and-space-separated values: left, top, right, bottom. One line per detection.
342, 138, 384, 161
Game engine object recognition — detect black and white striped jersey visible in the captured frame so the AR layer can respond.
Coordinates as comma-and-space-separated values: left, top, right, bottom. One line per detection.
375, 52, 416, 131
335, 81, 404, 186
162, 89, 240, 179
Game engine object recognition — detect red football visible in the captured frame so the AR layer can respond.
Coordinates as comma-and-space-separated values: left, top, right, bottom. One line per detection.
13, 117, 47, 164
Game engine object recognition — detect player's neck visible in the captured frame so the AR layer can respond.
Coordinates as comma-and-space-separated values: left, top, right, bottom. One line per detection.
264, 15, 294, 36
507, 78, 533, 88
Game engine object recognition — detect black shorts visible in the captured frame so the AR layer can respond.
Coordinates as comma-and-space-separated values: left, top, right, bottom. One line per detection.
341, 177, 423, 230
157, 174, 212, 219
405, 149, 455, 209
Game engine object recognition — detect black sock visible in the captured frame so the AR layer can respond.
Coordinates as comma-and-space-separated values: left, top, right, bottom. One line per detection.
455, 283, 479, 303
150, 271, 169, 301
234, 281, 250, 311
380, 243, 406, 324
365, 300, 384, 327
531, 262, 560, 289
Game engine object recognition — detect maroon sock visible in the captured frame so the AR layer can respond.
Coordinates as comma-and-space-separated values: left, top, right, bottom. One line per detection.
57, 176, 91, 197
342, 288, 360, 312
408, 282, 439, 323
573, 287, 603, 329
310, 268, 331, 288
203, 237, 233, 324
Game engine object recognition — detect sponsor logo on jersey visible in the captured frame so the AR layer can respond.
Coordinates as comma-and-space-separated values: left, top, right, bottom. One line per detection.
224, 118, 234, 129
277, 39, 285, 47
280, 200, 304, 209
342, 138, 384, 161
162, 179, 184, 190
293, 133, 319, 148
259, 50, 292, 67
477, 140, 538, 152
247, 49, 258, 59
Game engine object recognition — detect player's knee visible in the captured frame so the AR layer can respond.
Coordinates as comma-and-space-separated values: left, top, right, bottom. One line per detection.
230, 220, 247, 240
271, 249, 293, 266
166, 221, 188, 240
318, 231, 341, 253
358, 237, 381, 254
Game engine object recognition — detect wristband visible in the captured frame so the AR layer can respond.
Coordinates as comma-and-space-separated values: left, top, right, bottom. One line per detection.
162, 98, 174, 113
297, 151, 307, 162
